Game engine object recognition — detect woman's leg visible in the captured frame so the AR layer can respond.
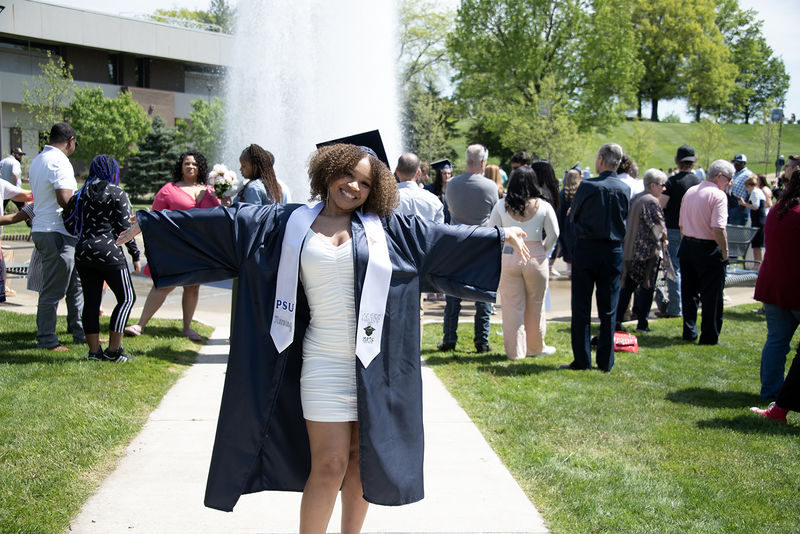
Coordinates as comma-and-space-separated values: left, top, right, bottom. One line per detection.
181, 284, 200, 333
523, 247, 549, 355
340, 423, 369, 534
134, 284, 176, 330
104, 268, 136, 350
300, 420, 354, 534
498, 257, 526, 360
77, 263, 104, 353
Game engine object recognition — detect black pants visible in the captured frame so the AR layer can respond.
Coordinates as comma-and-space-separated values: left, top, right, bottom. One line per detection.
778, 347, 800, 412
571, 239, 623, 371
76, 263, 136, 335
616, 275, 656, 331
678, 238, 726, 344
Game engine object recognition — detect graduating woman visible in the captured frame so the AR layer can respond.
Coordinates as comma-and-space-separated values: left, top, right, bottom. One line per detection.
118, 143, 529, 533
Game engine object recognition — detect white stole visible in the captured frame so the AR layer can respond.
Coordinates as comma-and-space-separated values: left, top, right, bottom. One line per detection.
269, 204, 391, 368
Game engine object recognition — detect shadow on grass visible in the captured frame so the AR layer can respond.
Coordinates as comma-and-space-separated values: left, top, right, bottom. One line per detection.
697, 415, 800, 436
477, 360, 558, 376
422, 350, 506, 366
724, 308, 767, 324
665, 387, 762, 408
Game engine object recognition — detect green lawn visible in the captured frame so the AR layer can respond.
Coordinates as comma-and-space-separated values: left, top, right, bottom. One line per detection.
422, 305, 799, 534
0, 310, 212, 534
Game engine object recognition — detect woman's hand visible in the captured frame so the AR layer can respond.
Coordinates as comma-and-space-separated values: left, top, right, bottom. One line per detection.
117, 216, 141, 245
737, 197, 746, 207
505, 226, 530, 263
132, 260, 142, 275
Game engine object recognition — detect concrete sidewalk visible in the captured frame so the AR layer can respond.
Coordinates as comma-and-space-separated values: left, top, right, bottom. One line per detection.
67, 325, 548, 534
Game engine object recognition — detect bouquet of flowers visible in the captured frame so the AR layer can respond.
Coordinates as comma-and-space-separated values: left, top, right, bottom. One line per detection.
208, 164, 240, 198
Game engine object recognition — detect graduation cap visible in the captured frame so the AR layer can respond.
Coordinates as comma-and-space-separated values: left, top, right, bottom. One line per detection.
431, 158, 452, 171
316, 129, 390, 169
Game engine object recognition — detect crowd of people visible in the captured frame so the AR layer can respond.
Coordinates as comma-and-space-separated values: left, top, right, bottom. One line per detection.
2, 119, 799, 532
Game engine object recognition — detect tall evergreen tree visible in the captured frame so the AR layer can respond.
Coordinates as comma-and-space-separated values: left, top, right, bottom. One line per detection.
123, 116, 182, 200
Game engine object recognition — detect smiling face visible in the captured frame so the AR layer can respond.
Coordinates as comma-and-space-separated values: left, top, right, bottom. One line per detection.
182, 155, 198, 181
326, 157, 373, 216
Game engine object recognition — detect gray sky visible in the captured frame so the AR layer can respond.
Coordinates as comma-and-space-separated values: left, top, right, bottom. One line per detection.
45, 0, 799, 120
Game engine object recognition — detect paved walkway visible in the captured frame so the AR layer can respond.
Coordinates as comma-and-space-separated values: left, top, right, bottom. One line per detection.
2, 236, 759, 533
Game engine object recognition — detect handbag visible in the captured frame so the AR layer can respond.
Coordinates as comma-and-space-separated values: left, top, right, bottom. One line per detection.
614, 330, 639, 353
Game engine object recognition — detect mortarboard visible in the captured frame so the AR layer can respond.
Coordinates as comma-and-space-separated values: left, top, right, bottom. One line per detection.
316, 129, 390, 169
431, 158, 452, 171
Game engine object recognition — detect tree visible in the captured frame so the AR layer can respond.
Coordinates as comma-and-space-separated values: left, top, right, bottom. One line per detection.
18, 51, 74, 149
447, 0, 642, 161
627, 120, 655, 170
692, 118, 726, 169
714, 0, 789, 124
486, 76, 585, 172
64, 87, 150, 166
176, 97, 225, 164
398, 0, 454, 86
124, 116, 182, 199
402, 83, 458, 164
151, 0, 235, 33
758, 106, 779, 176
632, 0, 735, 121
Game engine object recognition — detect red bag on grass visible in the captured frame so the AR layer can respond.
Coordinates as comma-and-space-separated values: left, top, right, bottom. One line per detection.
614, 331, 638, 353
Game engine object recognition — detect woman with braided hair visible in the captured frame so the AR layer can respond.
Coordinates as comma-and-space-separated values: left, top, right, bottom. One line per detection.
235, 143, 291, 205
62, 154, 141, 362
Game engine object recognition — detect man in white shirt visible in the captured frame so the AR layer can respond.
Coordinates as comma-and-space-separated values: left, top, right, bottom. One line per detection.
1, 147, 25, 212
394, 152, 444, 224
29, 123, 84, 350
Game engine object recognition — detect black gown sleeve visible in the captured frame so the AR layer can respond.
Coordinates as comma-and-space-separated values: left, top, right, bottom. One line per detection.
137, 203, 280, 288
387, 214, 504, 301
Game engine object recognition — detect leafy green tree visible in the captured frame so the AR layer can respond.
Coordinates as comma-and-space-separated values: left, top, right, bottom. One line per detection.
632, 0, 735, 121
402, 83, 458, 164
714, 0, 789, 124
151, 0, 235, 33
64, 88, 149, 166
124, 116, 182, 200
692, 117, 726, 169
19, 51, 74, 149
758, 105, 779, 175
447, 0, 641, 162
176, 97, 225, 164
399, 0, 454, 86
486, 76, 585, 172
627, 120, 655, 169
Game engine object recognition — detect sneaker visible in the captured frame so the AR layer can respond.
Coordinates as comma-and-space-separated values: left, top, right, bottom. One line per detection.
531, 345, 557, 357
101, 346, 134, 363
549, 267, 560, 278
88, 350, 105, 361
750, 402, 788, 423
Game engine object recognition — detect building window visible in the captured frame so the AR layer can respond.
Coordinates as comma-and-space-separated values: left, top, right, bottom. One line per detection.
135, 58, 150, 88
10, 128, 22, 153
108, 54, 121, 85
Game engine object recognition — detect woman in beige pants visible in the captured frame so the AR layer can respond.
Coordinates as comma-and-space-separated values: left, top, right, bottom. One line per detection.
489, 165, 559, 360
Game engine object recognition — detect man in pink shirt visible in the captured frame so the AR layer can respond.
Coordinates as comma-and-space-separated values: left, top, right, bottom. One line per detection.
678, 159, 733, 345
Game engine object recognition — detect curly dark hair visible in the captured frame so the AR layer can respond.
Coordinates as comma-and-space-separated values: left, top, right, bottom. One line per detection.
240, 144, 282, 203
308, 144, 398, 217
504, 166, 541, 217
171, 150, 209, 184
776, 169, 800, 220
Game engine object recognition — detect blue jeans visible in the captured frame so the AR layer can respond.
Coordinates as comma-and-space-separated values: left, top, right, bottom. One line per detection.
442, 296, 492, 347
728, 205, 749, 226
665, 228, 682, 316
32, 231, 85, 348
760, 303, 800, 399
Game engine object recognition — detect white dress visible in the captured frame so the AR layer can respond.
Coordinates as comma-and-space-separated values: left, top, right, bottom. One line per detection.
299, 229, 358, 422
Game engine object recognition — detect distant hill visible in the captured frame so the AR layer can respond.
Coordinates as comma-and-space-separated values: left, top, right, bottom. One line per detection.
448, 120, 800, 179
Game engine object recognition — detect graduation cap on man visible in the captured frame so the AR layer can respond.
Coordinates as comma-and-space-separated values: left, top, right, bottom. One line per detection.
316, 129, 390, 169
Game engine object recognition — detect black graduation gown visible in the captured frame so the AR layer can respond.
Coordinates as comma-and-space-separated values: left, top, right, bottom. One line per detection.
137, 203, 504, 511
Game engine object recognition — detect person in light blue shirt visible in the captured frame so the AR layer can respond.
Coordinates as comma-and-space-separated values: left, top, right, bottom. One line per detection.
235, 144, 291, 206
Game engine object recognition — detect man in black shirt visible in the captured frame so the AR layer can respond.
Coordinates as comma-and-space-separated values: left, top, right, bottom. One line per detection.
563, 143, 629, 372
658, 145, 701, 318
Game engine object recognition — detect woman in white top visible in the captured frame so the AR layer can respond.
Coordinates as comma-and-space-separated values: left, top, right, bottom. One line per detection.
489, 165, 559, 360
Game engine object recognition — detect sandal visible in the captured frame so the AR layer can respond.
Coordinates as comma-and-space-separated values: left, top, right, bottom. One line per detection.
124, 325, 143, 337
183, 328, 203, 342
